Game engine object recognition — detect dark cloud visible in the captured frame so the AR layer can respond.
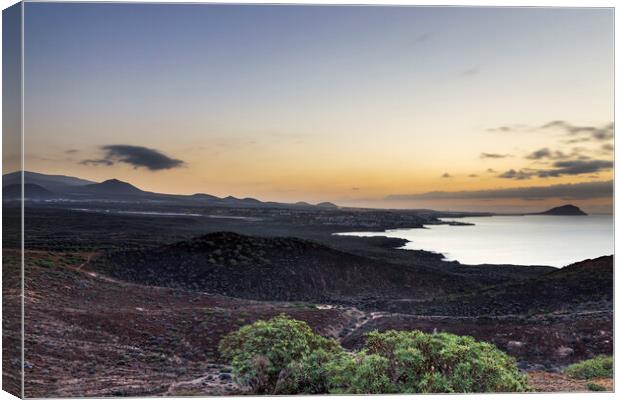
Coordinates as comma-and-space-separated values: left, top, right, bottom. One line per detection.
498, 169, 534, 180
486, 168, 497, 173
525, 147, 594, 161
385, 180, 612, 201
468, 174, 479, 178
80, 145, 185, 171
499, 160, 612, 180
80, 158, 114, 166
525, 148, 552, 160
65, 149, 79, 154
538, 160, 613, 177
488, 121, 613, 143
441, 173, 452, 178
542, 121, 614, 142
601, 143, 614, 153
480, 153, 510, 159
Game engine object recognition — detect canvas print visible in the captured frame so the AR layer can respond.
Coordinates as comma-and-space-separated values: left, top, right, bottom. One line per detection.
2, 2, 614, 397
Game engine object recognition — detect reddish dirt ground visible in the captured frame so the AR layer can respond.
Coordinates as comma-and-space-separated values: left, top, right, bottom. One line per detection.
11, 250, 357, 397
3, 249, 613, 397
527, 371, 613, 392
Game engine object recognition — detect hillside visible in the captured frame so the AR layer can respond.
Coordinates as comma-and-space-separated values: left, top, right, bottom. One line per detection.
370, 256, 613, 316
95, 232, 472, 303
75, 179, 146, 196
3, 170, 95, 192
3, 183, 55, 200
538, 204, 587, 216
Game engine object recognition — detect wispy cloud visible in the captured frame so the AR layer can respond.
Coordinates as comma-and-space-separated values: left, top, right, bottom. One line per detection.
498, 169, 534, 180
538, 160, 613, 177
385, 180, 612, 201
459, 67, 480, 77
80, 145, 185, 171
411, 32, 432, 45
488, 120, 613, 143
542, 121, 614, 142
498, 159, 613, 180
480, 152, 511, 159
601, 143, 614, 153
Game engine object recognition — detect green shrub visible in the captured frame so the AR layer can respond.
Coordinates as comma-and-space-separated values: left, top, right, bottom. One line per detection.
219, 316, 530, 394
586, 382, 607, 392
565, 356, 613, 380
325, 351, 394, 394
218, 314, 341, 393
362, 330, 530, 393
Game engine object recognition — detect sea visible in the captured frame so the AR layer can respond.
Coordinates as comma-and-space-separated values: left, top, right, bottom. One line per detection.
336, 215, 613, 267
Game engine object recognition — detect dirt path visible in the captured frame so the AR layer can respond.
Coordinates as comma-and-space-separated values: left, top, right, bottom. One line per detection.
164, 365, 244, 396
76, 252, 98, 271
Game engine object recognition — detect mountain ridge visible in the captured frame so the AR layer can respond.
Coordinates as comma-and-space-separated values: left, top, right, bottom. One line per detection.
2, 170, 339, 210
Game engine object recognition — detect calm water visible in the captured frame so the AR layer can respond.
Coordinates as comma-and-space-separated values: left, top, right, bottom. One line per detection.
337, 215, 613, 267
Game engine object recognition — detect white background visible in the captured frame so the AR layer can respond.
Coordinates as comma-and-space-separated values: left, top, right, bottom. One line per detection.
0, 0, 616, 399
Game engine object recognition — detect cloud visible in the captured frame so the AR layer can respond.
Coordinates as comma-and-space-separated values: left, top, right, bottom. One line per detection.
486, 168, 497, 173
65, 149, 79, 154
498, 169, 534, 180
385, 180, 612, 201
412, 32, 432, 44
488, 121, 613, 143
441, 173, 452, 178
601, 143, 614, 153
480, 152, 510, 159
468, 174, 479, 178
542, 121, 614, 141
525, 148, 552, 160
537, 160, 613, 177
525, 147, 594, 162
459, 67, 480, 77
81, 158, 114, 166
499, 160, 613, 180
486, 124, 526, 133
80, 145, 185, 171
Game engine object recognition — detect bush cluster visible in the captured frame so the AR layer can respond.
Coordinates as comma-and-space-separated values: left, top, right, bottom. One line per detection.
218, 315, 530, 394
564, 355, 613, 380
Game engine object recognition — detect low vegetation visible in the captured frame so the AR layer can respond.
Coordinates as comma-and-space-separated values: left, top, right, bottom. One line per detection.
564, 355, 613, 380
586, 382, 607, 392
219, 315, 530, 394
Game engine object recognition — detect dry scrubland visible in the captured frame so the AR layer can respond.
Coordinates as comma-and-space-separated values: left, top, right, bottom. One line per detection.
2, 205, 614, 395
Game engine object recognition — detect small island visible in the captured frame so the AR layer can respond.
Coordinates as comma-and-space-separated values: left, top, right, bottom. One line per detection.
537, 204, 587, 216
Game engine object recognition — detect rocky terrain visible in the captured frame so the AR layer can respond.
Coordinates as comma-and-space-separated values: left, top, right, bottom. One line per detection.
5, 245, 612, 396
1, 199, 613, 396
15, 249, 361, 397
95, 232, 474, 303
366, 256, 613, 316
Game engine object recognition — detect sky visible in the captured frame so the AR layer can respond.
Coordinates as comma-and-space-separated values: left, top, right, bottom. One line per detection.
14, 4, 614, 212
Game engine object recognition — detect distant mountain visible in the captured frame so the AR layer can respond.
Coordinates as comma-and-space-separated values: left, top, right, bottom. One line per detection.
1, 171, 340, 210
190, 193, 219, 201
3, 183, 55, 200
3, 171, 95, 192
76, 179, 145, 196
317, 201, 338, 209
538, 204, 587, 216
